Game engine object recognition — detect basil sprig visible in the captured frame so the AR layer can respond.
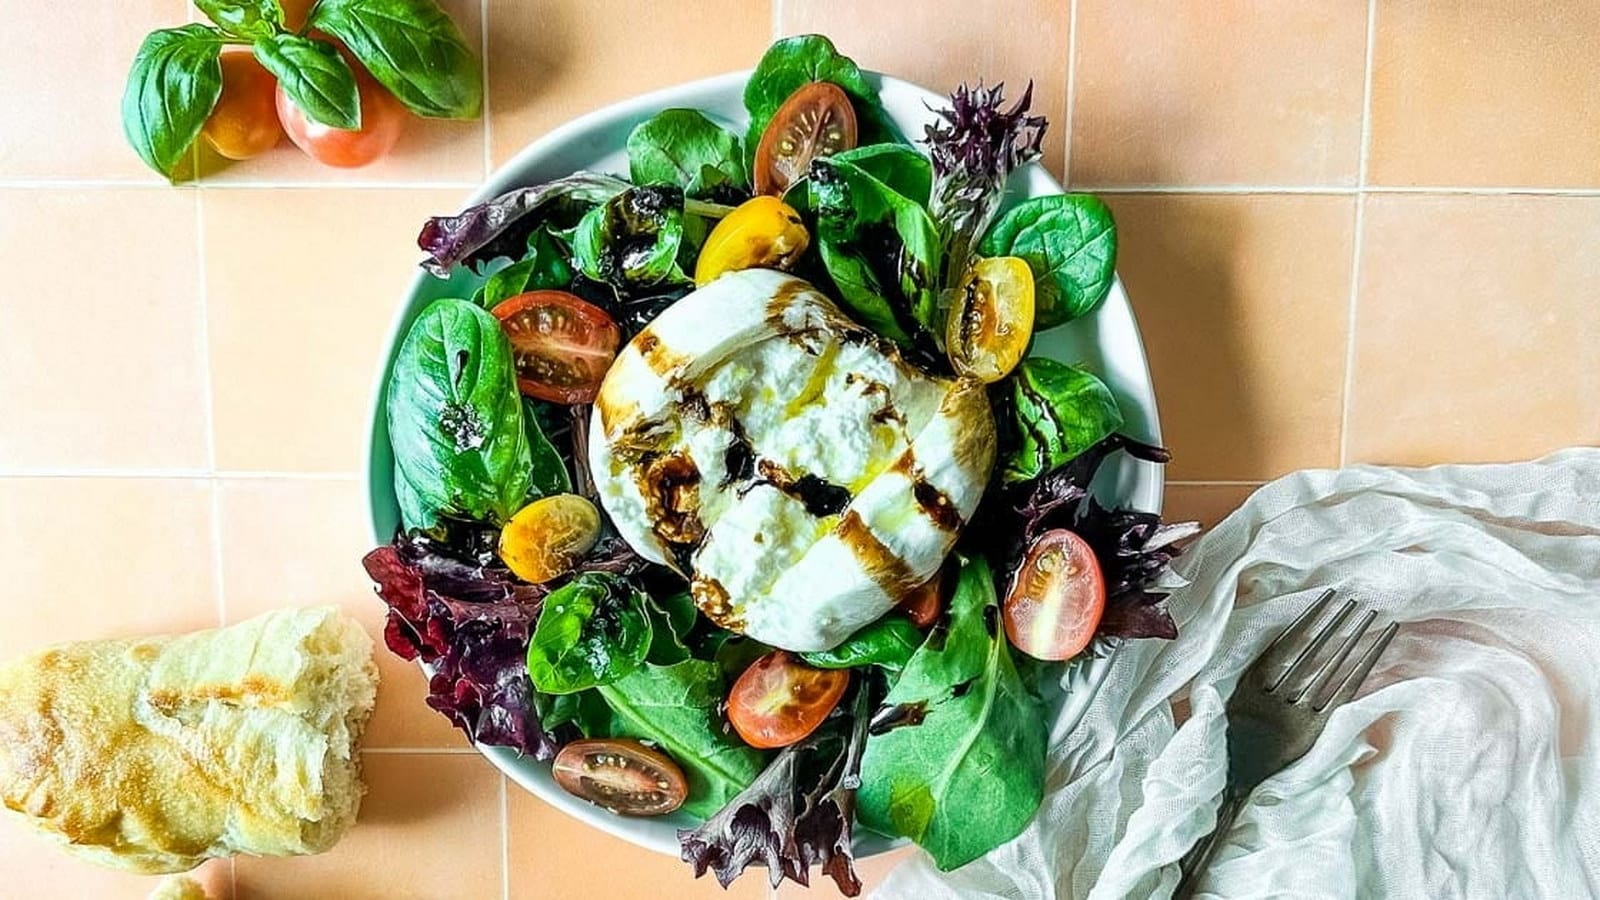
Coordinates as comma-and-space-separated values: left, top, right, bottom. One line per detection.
120, 0, 482, 178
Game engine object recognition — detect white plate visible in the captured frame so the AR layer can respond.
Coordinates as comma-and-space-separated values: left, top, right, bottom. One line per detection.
365, 69, 1164, 860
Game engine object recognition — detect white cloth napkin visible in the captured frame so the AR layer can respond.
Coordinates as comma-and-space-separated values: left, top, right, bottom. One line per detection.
872, 449, 1600, 900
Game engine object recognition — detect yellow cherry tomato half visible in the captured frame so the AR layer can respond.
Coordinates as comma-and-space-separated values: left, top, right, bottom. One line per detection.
498, 493, 601, 584
693, 195, 810, 286
946, 256, 1036, 383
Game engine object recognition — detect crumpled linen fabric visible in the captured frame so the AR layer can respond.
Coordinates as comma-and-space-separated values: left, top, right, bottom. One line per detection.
873, 449, 1600, 900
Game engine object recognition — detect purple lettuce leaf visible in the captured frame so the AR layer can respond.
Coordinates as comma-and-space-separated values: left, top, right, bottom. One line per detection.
679, 689, 870, 895
363, 537, 562, 760
416, 172, 628, 277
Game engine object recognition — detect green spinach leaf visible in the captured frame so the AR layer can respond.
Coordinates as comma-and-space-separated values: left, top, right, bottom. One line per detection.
980, 194, 1117, 328
474, 228, 574, 309
832, 144, 932, 207
808, 155, 941, 343
644, 590, 698, 665
627, 108, 747, 199
856, 558, 1046, 871
527, 573, 652, 694
387, 298, 532, 529
1002, 358, 1123, 483
310, 0, 482, 119
252, 33, 361, 129
195, 0, 282, 39
801, 615, 923, 679
521, 398, 571, 498
744, 34, 898, 156
595, 660, 767, 817
572, 186, 690, 291
121, 25, 225, 178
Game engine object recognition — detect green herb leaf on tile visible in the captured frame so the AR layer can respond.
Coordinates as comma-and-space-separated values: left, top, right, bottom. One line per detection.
310, 0, 483, 119
121, 25, 226, 178
252, 33, 362, 129
194, 0, 284, 40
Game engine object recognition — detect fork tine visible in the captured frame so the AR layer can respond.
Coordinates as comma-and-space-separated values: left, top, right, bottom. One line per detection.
1267, 599, 1355, 692
1257, 587, 1337, 660
1316, 621, 1400, 712
1291, 609, 1376, 704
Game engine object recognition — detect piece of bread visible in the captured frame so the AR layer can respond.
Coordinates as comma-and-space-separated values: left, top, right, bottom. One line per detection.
0, 606, 378, 874
148, 875, 211, 900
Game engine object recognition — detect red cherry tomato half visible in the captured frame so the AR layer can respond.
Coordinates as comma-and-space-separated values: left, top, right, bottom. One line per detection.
275, 61, 406, 168
489, 291, 621, 404
551, 738, 688, 816
753, 82, 858, 196
898, 571, 944, 629
726, 651, 849, 749
1003, 529, 1107, 661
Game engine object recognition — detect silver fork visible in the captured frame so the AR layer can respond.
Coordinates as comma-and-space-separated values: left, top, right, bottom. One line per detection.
1172, 589, 1401, 899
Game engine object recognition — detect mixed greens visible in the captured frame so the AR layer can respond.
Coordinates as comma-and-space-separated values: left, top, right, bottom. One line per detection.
364, 34, 1197, 894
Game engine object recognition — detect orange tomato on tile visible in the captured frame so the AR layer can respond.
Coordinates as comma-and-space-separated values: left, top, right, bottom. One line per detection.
276, 61, 407, 167
202, 51, 283, 161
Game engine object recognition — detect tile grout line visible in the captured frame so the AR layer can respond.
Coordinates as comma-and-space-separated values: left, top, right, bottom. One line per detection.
1168, 480, 1269, 487
500, 775, 511, 900
0, 468, 361, 480
9, 179, 1600, 196
772, 0, 784, 41
0, 180, 481, 190
1339, 0, 1378, 467
481, 0, 493, 179
1063, 0, 1078, 186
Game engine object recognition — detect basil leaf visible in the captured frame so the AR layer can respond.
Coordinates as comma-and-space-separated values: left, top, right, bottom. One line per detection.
857, 558, 1046, 871
980, 194, 1117, 328
627, 108, 746, 200
644, 590, 698, 665
800, 615, 923, 679
743, 34, 899, 156
253, 34, 361, 129
595, 660, 767, 817
121, 25, 225, 177
310, 0, 482, 119
521, 398, 570, 498
831, 144, 932, 207
527, 573, 652, 694
474, 228, 574, 309
386, 298, 532, 529
572, 186, 690, 290
808, 155, 941, 344
195, 0, 283, 39
536, 689, 612, 737
1002, 358, 1123, 483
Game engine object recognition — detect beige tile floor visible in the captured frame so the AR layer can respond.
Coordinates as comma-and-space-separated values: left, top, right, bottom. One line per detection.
1, 2, 1597, 898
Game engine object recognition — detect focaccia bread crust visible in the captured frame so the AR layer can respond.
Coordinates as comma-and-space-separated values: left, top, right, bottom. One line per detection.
0, 606, 378, 874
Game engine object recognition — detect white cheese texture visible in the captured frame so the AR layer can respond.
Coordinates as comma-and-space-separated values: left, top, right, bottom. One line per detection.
588, 269, 995, 651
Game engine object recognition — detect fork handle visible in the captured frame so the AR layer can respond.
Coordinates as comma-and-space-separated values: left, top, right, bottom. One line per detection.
1172, 787, 1247, 899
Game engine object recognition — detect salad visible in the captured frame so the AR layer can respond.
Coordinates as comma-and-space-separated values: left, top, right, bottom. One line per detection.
363, 34, 1198, 895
